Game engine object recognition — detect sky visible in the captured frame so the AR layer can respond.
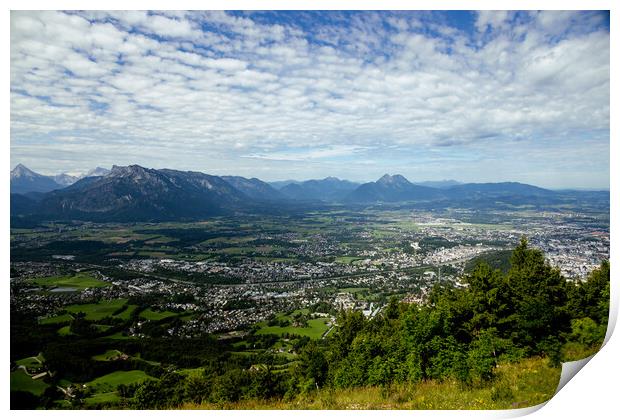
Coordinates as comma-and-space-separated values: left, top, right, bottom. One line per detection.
10, 10, 610, 189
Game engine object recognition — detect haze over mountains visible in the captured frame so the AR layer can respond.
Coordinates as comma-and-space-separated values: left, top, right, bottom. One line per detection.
10, 164, 111, 194
277, 177, 360, 202
10, 164, 609, 223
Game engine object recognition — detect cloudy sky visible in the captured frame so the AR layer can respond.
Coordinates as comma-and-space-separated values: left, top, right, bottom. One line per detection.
10, 10, 610, 188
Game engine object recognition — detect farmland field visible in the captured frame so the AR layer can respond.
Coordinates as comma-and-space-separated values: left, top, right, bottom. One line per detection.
32, 273, 109, 290
65, 299, 135, 321
83, 392, 121, 406
39, 313, 74, 325
139, 308, 178, 321
15, 354, 44, 370
334, 256, 362, 264
92, 350, 124, 361
86, 370, 154, 394
10, 370, 49, 396
256, 318, 331, 339
105, 331, 138, 340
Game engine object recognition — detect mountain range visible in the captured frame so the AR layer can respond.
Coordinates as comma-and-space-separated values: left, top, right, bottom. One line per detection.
10, 164, 66, 194
10, 164, 110, 194
277, 177, 360, 202
34, 165, 252, 221
346, 174, 443, 202
10, 164, 609, 223
221, 176, 286, 202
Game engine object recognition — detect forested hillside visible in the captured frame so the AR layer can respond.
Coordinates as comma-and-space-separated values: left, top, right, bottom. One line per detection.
138, 239, 609, 409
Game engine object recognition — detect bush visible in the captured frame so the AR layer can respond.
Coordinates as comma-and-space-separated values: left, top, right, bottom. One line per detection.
570, 317, 604, 347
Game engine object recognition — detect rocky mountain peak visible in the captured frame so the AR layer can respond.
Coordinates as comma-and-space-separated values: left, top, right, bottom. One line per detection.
377, 174, 409, 185
109, 164, 151, 178
86, 167, 111, 177
11, 164, 37, 179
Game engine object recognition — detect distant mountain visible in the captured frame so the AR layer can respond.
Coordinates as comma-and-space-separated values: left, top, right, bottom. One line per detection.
10, 164, 113, 193
413, 179, 462, 189
280, 177, 360, 202
53, 173, 80, 186
9, 164, 608, 222
346, 174, 442, 202
86, 167, 111, 177
269, 180, 300, 190
10, 164, 62, 194
221, 176, 285, 201
443, 182, 554, 199
37, 165, 249, 222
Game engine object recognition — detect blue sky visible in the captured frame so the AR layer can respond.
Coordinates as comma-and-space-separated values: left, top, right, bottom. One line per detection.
10, 11, 610, 188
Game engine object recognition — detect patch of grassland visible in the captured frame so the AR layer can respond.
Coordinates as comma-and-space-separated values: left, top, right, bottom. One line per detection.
216, 246, 255, 254
75, 229, 171, 245
459, 223, 514, 231
181, 357, 559, 410
176, 367, 205, 376
561, 342, 601, 362
339, 287, 369, 294
231, 340, 250, 349
256, 318, 330, 340
139, 308, 178, 321
144, 236, 176, 244
230, 350, 264, 357
115, 305, 138, 321
92, 350, 124, 361
65, 299, 131, 321
271, 360, 300, 373
290, 308, 311, 316
180, 313, 197, 321
15, 354, 44, 370
253, 257, 296, 262
371, 230, 396, 239
85, 370, 154, 394
83, 392, 122, 406
399, 222, 420, 231
93, 324, 113, 332
104, 331, 138, 340
335, 256, 362, 264
201, 236, 257, 245
53, 399, 73, 409
57, 325, 73, 336
10, 369, 49, 396
32, 273, 109, 290
39, 314, 73, 325
137, 251, 169, 258
107, 251, 136, 257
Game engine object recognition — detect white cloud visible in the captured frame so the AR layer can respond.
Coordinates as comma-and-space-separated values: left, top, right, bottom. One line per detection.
475, 10, 510, 32
141, 14, 196, 38
243, 145, 368, 162
9, 11, 610, 188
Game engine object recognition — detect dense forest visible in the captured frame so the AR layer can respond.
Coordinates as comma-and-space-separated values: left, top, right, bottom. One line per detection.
11, 238, 610, 409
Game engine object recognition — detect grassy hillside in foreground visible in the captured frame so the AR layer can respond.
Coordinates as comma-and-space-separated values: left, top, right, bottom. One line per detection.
181, 356, 560, 410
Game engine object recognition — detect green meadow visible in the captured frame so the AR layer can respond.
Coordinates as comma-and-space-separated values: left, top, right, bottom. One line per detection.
65, 299, 136, 321
10, 370, 49, 396
86, 370, 155, 394
139, 308, 178, 321
32, 273, 109, 290
256, 318, 331, 340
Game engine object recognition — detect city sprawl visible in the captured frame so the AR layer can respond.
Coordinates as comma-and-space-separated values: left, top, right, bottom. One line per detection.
11, 208, 609, 339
